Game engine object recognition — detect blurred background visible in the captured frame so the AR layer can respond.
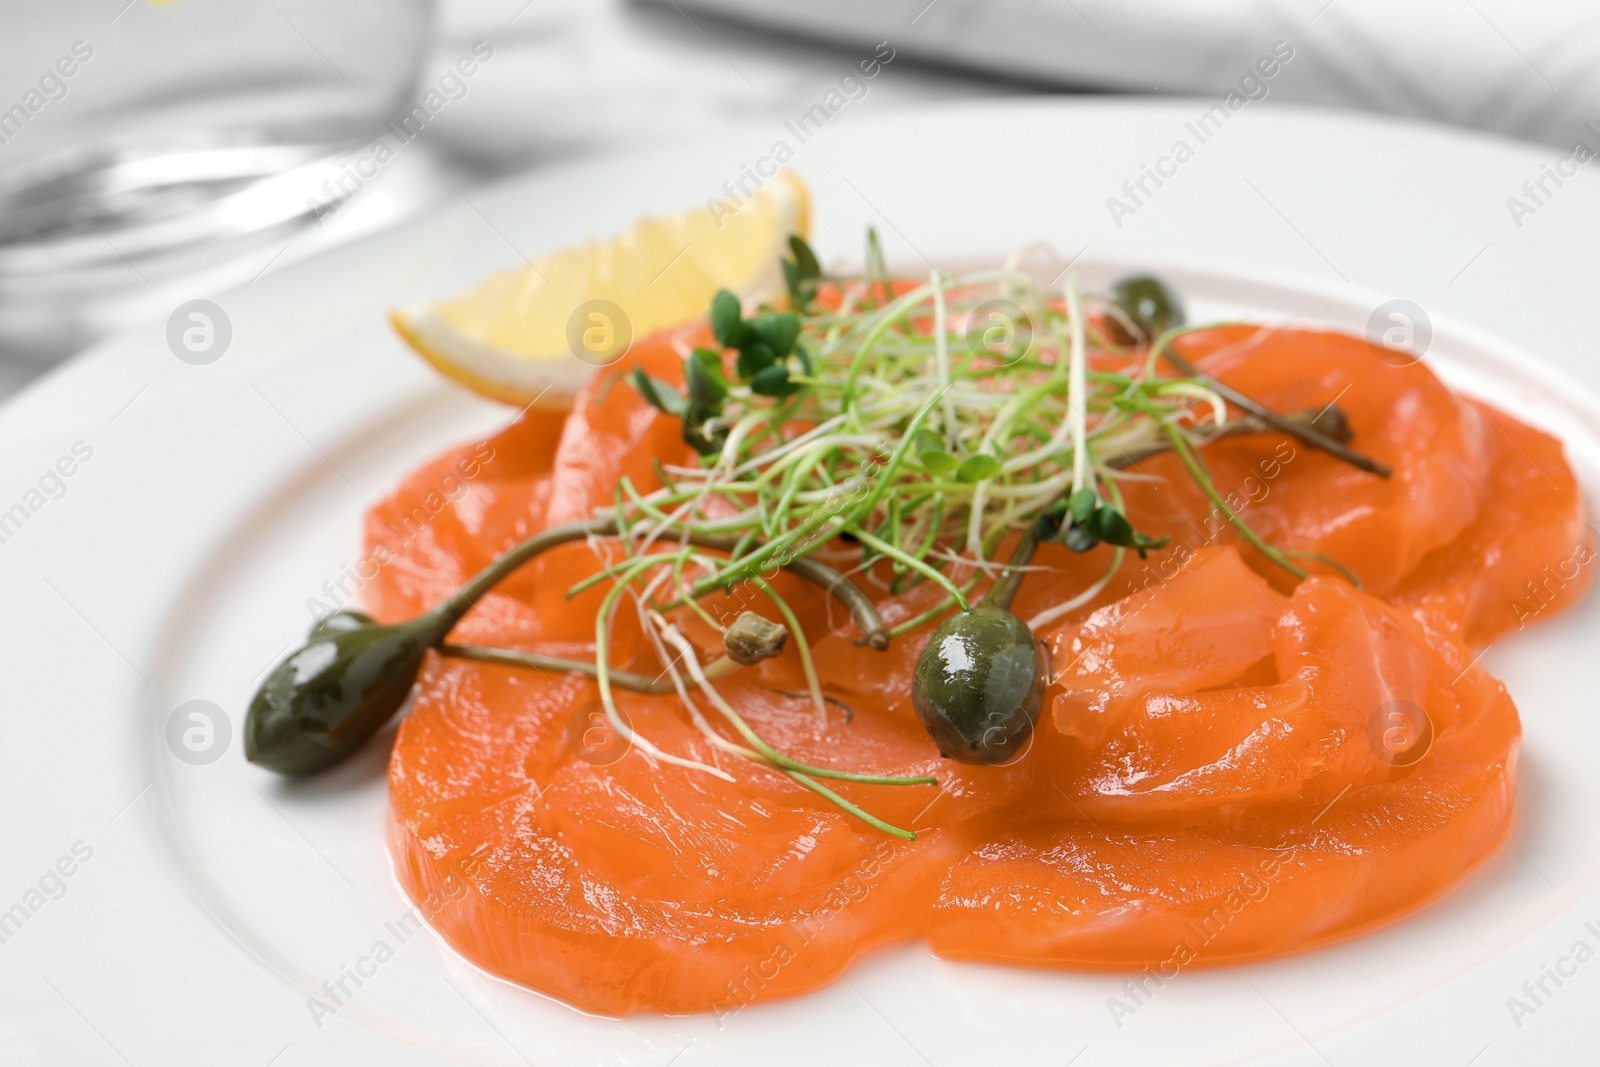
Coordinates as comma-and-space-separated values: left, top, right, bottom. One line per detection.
2, 0, 1593, 402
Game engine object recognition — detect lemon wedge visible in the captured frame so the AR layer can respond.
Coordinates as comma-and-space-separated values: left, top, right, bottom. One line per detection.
391, 171, 810, 407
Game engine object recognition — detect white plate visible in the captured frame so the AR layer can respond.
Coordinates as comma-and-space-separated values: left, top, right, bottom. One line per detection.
4, 100, 1600, 1067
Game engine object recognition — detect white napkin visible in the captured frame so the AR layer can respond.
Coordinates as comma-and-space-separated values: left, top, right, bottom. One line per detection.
663, 0, 1600, 148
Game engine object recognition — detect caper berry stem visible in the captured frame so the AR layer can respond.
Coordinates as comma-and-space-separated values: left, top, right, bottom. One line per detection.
443, 609, 787, 694
440, 643, 748, 694
1105, 405, 1353, 466
430, 516, 614, 634
440, 643, 672, 692
980, 524, 1040, 612
779, 555, 889, 650
1161, 348, 1393, 478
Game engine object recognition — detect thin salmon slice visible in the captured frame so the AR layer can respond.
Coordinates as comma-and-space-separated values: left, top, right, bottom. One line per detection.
1047, 545, 1287, 749
1395, 401, 1594, 644
1040, 561, 1458, 822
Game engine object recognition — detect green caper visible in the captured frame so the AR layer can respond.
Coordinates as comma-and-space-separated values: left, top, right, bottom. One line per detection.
911, 606, 1048, 764
245, 520, 606, 777
307, 608, 377, 641
244, 617, 444, 776
1110, 274, 1184, 344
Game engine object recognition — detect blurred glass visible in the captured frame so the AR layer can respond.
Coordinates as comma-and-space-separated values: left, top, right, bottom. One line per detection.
0, 0, 438, 362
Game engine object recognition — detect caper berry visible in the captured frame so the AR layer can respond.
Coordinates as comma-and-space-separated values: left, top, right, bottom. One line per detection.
307, 608, 377, 641
912, 606, 1048, 764
245, 618, 440, 776
1110, 274, 1184, 344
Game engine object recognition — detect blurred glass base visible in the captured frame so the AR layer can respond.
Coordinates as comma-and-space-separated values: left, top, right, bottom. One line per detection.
0, 0, 440, 399
0, 134, 454, 374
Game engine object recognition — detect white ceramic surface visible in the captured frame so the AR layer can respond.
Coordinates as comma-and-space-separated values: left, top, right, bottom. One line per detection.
3, 99, 1599, 1066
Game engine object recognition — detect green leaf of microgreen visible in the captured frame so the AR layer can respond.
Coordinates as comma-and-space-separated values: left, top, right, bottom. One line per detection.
685, 348, 728, 409
632, 367, 686, 417
681, 412, 726, 454
919, 450, 960, 475
750, 364, 801, 397
682, 417, 725, 457
710, 289, 746, 348
1083, 504, 1169, 557
736, 341, 778, 380
1063, 524, 1100, 553
784, 235, 821, 312
956, 454, 1002, 483
1086, 506, 1133, 545
679, 348, 729, 456
748, 313, 800, 356
780, 262, 804, 313
789, 234, 820, 279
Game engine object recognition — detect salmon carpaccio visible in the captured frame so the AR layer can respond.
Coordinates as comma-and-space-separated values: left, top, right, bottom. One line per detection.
369, 324, 1591, 1015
